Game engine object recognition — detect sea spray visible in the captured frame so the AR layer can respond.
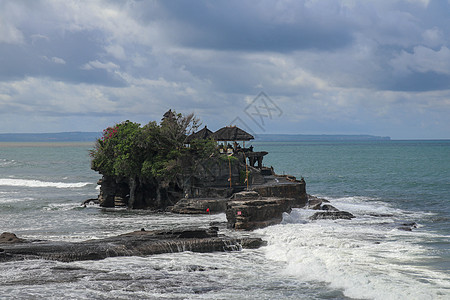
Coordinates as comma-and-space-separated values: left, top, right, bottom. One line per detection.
258, 203, 450, 300
0, 178, 91, 188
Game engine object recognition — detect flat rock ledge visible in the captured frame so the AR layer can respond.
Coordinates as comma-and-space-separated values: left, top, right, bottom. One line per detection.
0, 230, 266, 263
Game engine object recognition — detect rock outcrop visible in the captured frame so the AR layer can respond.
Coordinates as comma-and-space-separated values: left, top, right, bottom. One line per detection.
171, 197, 229, 214
0, 232, 24, 244
305, 195, 355, 220
309, 211, 355, 220
226, 197, 295, 230
225, 187, 307, 230
170, 178, 308, 217
0, 229, 266, 263
252, 178, 307, 205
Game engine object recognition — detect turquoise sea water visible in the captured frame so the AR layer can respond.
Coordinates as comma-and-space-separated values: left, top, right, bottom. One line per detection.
257, 140, 450, 229
0, 140, 449, 299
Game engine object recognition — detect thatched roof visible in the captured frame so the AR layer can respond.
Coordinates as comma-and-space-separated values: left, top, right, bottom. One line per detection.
162, 109, 175, 121
185, 126, 214, 143
212, 126, 254, 141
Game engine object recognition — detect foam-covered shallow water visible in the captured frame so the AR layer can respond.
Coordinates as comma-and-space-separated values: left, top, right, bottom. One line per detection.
259, 197, 450, 300
0, 141, 449, 299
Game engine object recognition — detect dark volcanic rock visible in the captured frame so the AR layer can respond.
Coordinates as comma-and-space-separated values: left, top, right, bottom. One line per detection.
398, 222, 418, 231
309, 211, 355, 220
0, 232, 25, 244
0, 229, 265, 263
306, 194, 329, 210
321, 204, 339, 211
252, 182, 307, 207
227, 197, 295, 230
230, 191, 260, 200
226, 186, 310, 230
171, 198, 229, 214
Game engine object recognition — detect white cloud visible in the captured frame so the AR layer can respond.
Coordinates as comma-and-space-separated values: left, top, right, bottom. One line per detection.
51, 57, 66, 64
404, 0, 430, 7
105, 44, 126, 60
81, 60, 120, 71
42, 56, 66, 64
0, 19, 24, 44
422, 27, 444, 47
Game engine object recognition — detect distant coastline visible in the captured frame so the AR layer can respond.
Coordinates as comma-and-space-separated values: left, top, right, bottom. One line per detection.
0, 132, 390, 142
255, 134, 391, 142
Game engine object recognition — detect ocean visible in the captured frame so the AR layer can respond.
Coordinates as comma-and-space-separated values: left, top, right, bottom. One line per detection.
0, 140, 448, 299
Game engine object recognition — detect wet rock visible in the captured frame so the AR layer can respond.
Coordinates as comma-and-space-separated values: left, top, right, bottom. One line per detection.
0, 229, 265, 263
226, 198, 295, 230
321, 204, 339, 211
398, 226, 413, 231
368, 213, 394, 217
398, 222, 417, 231
82, 198, 99, 206
309, 211, 355, 220
240, 238, 268, 249
0, 232, 25, 244
252, 182, 307, 207
306, 195, 329, 210
171, 198, 229, 214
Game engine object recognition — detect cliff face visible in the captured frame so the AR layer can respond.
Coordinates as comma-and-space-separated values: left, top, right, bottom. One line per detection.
97, 154, 246, 209
225, 179, 307, 230
95, 152, 309, 231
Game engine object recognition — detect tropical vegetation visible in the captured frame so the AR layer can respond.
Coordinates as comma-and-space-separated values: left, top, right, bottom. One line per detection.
90, 111, 217, 181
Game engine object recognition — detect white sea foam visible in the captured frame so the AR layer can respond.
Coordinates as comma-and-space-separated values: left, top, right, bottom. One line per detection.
0, 178, 91, 188
0, 196, 34, 204
0, 158, 18, 167
42, 202, 80, 211
329, 196, 436, 223
258, 204, 450, 300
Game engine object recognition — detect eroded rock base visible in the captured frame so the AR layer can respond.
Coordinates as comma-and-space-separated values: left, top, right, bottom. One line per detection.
0, 229, 266, 263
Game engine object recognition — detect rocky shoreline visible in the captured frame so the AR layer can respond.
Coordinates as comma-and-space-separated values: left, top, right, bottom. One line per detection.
0, 193, 356, 263
1, 194, 419, 264
0, 228, 265, 263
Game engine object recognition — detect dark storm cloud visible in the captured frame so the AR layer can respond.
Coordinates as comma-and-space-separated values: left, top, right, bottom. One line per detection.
1, 0, 450, 138
0, 27, 126, 87
386, 72, 450, 92
156, 0, 354, 52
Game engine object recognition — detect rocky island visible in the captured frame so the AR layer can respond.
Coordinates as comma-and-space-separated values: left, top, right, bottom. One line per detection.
90, 110, 311, 230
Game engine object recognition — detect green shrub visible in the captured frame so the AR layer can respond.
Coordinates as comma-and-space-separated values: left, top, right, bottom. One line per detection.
90, 111, 216, 182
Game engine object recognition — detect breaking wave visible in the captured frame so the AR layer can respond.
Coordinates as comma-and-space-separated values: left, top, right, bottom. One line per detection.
258, 197, 450, 300
0, 178, 91, 188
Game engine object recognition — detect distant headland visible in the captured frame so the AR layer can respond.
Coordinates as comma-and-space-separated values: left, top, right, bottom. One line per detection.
255, 134, 390, 141
0, 132, 390, 142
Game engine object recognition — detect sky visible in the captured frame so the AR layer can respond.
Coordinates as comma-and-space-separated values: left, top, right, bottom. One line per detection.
1, 0, 449, 139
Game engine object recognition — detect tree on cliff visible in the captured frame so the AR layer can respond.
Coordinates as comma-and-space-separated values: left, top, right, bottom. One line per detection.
90, 111, 217, 208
